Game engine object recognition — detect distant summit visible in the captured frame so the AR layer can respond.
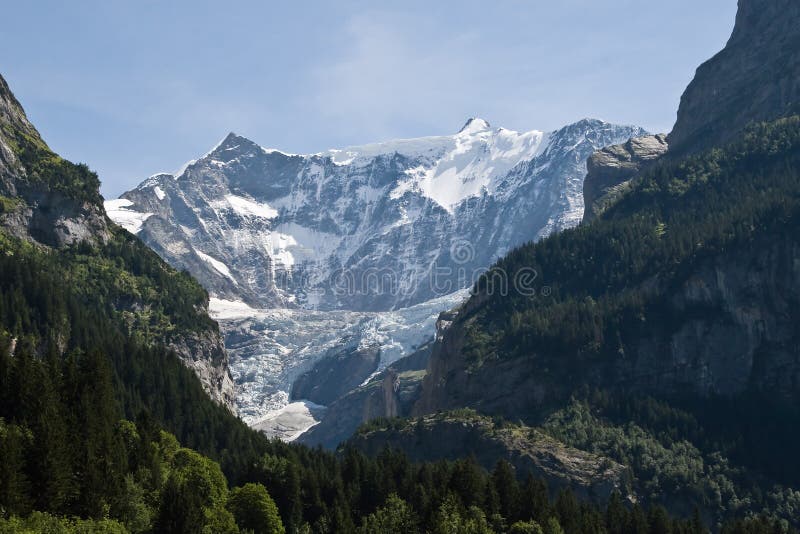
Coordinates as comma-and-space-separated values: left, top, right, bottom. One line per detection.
458, 117, 492, 134
107, 118, 645, 312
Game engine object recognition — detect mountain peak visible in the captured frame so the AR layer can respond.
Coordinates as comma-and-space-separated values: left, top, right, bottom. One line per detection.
213, 131, 251, 151
458, 117, 492, 134
203, 131, 263, 160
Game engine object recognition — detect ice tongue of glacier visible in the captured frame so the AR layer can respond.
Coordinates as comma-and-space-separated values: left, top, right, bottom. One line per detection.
107, 117, 646, 440
208, 290, 469, 440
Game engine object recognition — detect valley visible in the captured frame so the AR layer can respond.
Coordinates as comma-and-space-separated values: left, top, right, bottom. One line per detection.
106, 118, 645, 439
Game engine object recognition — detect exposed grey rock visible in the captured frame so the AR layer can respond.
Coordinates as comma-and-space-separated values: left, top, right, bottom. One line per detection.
582, 134, 668, 222
297, 345, 431, 448
669, 0, 800, 154
168, 328, 236, 409
291, 342, 381, 406
0, 74, 110, 248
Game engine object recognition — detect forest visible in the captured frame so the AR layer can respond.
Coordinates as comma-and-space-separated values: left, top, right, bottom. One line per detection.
1, 49, 799, 533
0, 160, 788, 532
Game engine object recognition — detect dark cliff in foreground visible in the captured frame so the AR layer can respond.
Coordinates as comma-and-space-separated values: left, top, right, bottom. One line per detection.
417, 0, 800, 418
668, 0, 800, 155
584, 0, 800, 223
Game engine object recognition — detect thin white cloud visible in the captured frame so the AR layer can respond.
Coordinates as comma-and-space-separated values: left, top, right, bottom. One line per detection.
310, 11, 489, 141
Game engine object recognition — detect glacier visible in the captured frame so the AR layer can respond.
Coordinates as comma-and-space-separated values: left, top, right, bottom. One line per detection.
106, 117, 645, 439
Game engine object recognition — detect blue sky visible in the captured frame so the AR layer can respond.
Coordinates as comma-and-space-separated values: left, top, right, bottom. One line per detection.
1, 1, 737, 197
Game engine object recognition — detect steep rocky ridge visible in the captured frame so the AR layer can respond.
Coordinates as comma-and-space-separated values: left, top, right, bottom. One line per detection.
0, 73, 234, 408
0, 75, 110, 247
584, 0, 800, 223
110, 119, 645, 311
669, 0, 800, 154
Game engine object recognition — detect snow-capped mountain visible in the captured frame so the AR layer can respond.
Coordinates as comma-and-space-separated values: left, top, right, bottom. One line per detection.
109, 118, 646, 312
107, 117, 645, 437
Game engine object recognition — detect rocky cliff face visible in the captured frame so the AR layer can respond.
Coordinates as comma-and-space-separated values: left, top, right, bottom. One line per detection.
582, 134, 668, 222
0, 75, 110, 247
416, 231, 800, 418
416, 0, 800, 422
167, 327, 236, 409
585, 0, 800, 221
669, 0, 800, 154
0, 73, 235, 410
298, 349, 430, 448
291, 343, 380, 406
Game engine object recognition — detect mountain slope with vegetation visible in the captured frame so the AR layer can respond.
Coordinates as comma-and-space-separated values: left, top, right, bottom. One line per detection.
0, 72, 731, 533
0, 74, 234, 408
371, 115, 800, 526
385, 0, 800, 526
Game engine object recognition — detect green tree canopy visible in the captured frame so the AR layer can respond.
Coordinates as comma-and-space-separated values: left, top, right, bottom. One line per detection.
227, 483, 285, 534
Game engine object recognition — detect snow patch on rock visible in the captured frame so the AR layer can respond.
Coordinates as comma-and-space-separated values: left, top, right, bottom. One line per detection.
224, 194, 278, 219
104, 199, 152, 234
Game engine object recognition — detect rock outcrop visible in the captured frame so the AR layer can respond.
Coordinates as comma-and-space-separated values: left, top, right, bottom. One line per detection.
582, 134, 668, 222
0, 72, 236, 411
348, 412, 629, 504
668, 0, 800, 154
291, 343, 381, 406
168, 328, 236, 409
297, 345, 431, 448
0, 74, 110, 247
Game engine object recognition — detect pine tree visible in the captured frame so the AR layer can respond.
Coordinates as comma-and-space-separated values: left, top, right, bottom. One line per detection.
492, 460, 521, 523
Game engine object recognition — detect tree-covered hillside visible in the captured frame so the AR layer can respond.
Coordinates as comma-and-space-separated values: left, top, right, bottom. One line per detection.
409, 117, 800, 527
0, 71, 743, 534
467, 117, 800, 370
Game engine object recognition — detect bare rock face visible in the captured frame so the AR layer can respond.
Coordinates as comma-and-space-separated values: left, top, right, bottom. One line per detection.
297, 350, 429, 449
582, 134, 668, 223
168, 328, 236, 409
0, 74, 110, 247
291, 343, 381, 406
669, 0, 800, 154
